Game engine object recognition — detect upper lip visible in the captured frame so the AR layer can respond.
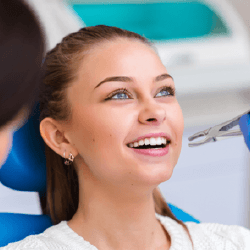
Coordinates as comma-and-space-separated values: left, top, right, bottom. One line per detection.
127, 132, 171, 145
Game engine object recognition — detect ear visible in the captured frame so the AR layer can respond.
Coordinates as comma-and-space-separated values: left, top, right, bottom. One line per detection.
40, 117, 78, 158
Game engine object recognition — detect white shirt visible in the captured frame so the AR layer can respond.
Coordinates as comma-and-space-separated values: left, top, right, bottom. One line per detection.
2, 214, 250, 250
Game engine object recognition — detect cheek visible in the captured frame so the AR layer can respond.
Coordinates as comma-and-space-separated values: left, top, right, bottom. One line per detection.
0, 129, 13, 167
71, 106, 135, 183
172, 102, 184, 134
72, 106, 131, 159
168, 103, 184, 156
176, 106, 184, 138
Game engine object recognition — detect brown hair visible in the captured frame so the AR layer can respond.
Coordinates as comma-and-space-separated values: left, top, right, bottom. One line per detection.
0, 0, 44, 129
39, 25, 193, 245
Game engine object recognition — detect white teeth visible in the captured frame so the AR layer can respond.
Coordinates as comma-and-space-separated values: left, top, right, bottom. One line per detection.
149, 138, 157, 145
139, 139, 144, 146
156, 137, 162, 145
128, 136, 169, 148
144, 138, 150, 145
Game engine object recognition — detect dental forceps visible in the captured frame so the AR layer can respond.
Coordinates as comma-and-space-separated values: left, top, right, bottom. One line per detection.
188, 109, 250, 147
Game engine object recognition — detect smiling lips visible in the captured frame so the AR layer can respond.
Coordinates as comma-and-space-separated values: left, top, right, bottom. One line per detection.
128, 136, 169, 148
127, 133, 171, 147
126, 133, 171, 157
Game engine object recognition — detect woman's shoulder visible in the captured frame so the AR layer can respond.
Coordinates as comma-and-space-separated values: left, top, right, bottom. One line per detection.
1, 221, 87, 250
185, 221, 250, 249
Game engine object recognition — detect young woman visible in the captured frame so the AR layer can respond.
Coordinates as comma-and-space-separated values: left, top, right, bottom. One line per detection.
0, 0, 44, 168
3, 25, 250, 250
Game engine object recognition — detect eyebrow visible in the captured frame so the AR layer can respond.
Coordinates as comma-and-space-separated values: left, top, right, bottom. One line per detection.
94, 73, 173, 89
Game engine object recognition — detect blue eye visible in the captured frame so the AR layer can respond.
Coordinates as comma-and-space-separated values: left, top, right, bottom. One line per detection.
106, 88, 131, 100
106, 86, 175, 101
112, 92, 129, 99
155, 86, 175, 98
155, 89, 170, 97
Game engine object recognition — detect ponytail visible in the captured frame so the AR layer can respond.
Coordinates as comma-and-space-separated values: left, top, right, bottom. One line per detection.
42, 144, 78, 224
153, 188, 194, 245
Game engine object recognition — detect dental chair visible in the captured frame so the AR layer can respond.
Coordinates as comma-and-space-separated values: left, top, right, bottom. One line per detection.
0, 102, 199, 247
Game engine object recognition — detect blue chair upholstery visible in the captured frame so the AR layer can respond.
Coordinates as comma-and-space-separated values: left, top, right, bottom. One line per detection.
0, 214, 52, 247
0, 103, 46, 192
0, 102, 199, 247
168, 204, 199, 224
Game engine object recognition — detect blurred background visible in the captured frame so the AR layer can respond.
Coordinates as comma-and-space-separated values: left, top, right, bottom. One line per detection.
0, 0, 250, 228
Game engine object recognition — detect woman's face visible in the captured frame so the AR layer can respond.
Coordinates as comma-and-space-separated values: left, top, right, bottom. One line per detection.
66, 38, 184, 189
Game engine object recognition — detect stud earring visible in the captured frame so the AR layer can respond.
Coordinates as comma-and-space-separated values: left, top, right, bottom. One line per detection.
64, 151, 74, 165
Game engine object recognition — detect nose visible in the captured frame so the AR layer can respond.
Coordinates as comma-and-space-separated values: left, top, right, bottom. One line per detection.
138, 98, 166, 126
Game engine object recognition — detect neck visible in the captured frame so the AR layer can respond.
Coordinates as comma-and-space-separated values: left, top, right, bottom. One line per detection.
68, 176, 170, 250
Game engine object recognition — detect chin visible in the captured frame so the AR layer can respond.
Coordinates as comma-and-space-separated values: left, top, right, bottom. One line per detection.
138, 164, 174, 187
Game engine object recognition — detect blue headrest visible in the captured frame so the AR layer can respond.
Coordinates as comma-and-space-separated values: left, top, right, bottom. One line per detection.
0, 102, 46, 193
0, 213, 52, 247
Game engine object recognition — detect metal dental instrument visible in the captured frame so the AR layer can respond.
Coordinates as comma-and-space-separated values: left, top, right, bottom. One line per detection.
188, 109, 250, 147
